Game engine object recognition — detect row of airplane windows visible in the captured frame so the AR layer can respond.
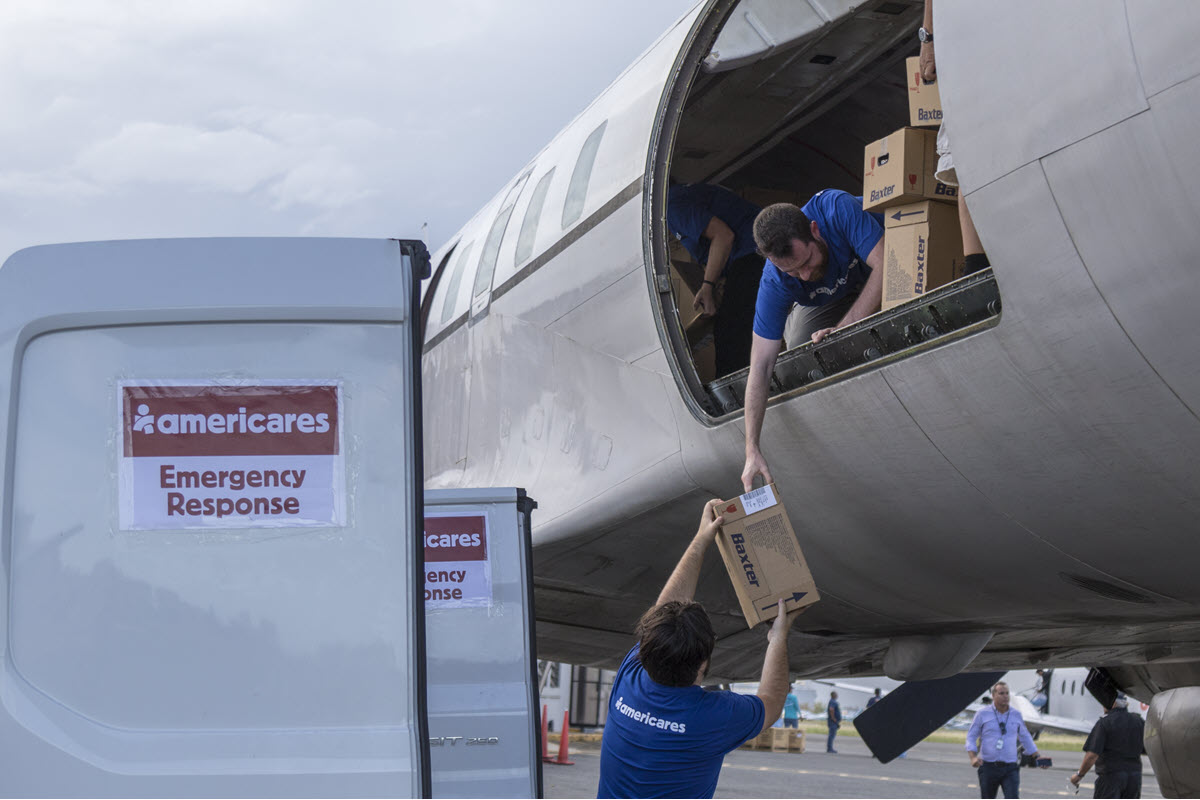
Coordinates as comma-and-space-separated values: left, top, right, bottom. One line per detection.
433, 120, 610, 327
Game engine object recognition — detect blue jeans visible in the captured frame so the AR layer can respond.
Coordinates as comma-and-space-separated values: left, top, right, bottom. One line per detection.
783, 717, 798, 728
978, 761, 1019, 798
826, 722, 838, 751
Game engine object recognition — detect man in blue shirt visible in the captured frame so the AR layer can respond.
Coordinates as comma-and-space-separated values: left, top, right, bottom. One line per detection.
740, 191, 886, 491
667, 183, 764, 375
826, 691, 843, 753
966, 681, 1048, 798
597, 500, 801, 799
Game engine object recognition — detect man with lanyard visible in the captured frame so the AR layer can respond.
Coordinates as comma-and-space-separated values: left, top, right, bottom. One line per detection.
966, 681, 1048, 798
741, 191, 885, 491
1070, 694, 1145, 798
666, 183, 764, 376
597, 500, 801, 799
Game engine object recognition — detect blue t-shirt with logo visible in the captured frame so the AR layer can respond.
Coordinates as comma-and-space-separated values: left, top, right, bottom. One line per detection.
667, 183, 762, 265
752, 189, 884, 340
597, 645, 765, 799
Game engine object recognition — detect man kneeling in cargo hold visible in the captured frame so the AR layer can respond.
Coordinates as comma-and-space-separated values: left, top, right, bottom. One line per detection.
597, 500, 800, 798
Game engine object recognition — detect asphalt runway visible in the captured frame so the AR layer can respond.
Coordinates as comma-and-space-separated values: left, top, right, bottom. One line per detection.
542, 736, 1160, 799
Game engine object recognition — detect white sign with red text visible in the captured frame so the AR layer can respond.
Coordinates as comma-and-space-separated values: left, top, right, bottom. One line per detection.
424, 513, 491, 609
118, 381, 345, 530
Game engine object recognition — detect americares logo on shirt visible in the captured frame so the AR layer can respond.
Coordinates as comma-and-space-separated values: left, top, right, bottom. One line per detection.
614, 696, 686, 733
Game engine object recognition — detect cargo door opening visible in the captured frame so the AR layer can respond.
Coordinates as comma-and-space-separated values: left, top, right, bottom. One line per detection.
649, 0, 1002, 421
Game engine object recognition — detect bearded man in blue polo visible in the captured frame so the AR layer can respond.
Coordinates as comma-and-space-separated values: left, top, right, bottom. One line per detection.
597, 500, 800, 799
741, 191, 886, 493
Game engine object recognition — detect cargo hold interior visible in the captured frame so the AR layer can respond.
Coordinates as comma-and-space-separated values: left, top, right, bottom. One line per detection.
655, 0, 1002, 421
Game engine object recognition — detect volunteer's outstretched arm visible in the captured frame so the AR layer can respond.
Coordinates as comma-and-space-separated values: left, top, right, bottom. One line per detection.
811, 238, 885, 344
656, 499, 724, 607
756, 600, 801, 732
742, 333, 783, 491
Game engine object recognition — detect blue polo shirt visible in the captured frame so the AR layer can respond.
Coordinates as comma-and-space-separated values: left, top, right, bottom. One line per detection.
667, 183, 762, 265
752, 189, 884, 340
597, 645, 765, 799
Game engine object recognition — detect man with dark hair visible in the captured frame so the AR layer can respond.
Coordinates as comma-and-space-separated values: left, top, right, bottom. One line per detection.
742, 191, 885, 491
597, 500, 800, 799
826, 691, 843, 753
1070, 694, 1145, 798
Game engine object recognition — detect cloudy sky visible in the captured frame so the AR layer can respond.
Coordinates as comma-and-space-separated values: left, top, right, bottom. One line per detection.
0, 0, 697, 262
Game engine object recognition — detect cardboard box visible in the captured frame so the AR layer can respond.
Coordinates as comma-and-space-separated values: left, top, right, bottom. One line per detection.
770, 727, 792, 752
789, 731, 806, 753
714, 483, 820, 628
906, 56, 943, 127
862, 127, 957, 211
881, 200, 964, 311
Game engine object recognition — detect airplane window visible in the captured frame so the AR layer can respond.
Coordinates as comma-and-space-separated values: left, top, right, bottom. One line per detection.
1062, 680, 1067, 695
562, 121, 608, 228
1071, 680, 1077, 695
474, 173, 531, 298
515, 169, 556, 265
439, 240, 475, 324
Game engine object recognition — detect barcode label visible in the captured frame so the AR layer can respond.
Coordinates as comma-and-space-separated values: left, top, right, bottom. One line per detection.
740, 485, 776, 514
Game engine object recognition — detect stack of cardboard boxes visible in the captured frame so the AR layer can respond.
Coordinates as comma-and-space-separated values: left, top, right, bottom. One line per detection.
862, 57, 965, 310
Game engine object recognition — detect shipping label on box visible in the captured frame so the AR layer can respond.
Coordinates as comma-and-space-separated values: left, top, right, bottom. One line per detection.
906, 56, 943, 127
714, 483, 819, 628
862, 127, 956, 211
881, 200, 964, 310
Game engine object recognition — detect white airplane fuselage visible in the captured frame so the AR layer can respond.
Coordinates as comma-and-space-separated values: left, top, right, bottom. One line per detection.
421, 0, 1200, 730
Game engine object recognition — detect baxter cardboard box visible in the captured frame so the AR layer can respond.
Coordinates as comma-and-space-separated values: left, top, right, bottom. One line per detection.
715, 483, 819, 628
862, 127, 958, 211
881, 200, 964, 310
906, 56, 943, 127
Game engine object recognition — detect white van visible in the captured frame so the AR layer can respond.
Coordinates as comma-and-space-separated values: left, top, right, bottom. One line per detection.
0, 239, 540, 797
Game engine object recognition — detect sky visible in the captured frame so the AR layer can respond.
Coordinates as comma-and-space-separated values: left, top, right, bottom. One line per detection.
0, 0, 697, 262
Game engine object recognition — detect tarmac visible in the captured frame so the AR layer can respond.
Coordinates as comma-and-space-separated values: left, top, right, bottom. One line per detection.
541, 734, 1161, 799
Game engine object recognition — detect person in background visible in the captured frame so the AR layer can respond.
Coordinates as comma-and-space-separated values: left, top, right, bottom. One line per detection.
597, 500, 802, 799
783, 685, 801, 728
965, 681, 1049, 798
667, 183, 765, 376
826, 690, 843, 753
866, 688, 882, 709
1070, 694, 1145, 798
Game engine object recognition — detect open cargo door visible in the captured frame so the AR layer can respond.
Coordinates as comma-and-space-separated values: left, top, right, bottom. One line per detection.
0, 238, 431, 797
425, 488, 541, 798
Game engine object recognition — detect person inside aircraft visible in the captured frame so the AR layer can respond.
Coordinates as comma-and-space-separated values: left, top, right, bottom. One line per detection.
921, 0, 991, 276
597, 499, 800, 799
667, 182, 765, 375
740, 192, 885, 490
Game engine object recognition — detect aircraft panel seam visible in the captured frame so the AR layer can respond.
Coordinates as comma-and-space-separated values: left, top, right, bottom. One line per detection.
1036, 156, 1200, 428
880, 337, 1178, 605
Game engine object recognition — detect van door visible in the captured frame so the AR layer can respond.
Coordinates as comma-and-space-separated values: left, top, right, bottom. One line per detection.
0, 238, 430, 796
425, 488, 541, 798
